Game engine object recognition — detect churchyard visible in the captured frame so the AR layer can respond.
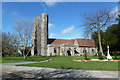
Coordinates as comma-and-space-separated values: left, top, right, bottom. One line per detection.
2, 56, 120, 71
2, 1, 120, 79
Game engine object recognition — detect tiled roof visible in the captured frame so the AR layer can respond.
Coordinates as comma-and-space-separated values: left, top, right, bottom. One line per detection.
51, 39, 74, 45
76, 38, 95, 47
50, 38, 95, 47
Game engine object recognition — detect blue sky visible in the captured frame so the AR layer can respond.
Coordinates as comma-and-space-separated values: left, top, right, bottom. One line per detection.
2, 2, 118, 39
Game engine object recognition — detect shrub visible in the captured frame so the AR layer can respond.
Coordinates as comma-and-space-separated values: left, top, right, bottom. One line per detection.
84, 52, 88, 60
98, 51, 103, 59
113, 51, 118, 59
94, 53, 98, 56
104, 52, 107, 56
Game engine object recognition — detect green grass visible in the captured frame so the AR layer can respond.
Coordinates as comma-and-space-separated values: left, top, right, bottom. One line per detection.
2, 56, 50, 63
2, 56, 98, 63
16, 56, 120, 71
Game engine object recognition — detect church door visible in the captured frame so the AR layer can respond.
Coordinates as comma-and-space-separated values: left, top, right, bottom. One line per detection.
67, 50, 71, 56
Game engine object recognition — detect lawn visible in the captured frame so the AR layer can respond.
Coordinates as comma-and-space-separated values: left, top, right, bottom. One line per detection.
2, 56, 99, 63
16, 56, 120, 71
2, 56, 50, 63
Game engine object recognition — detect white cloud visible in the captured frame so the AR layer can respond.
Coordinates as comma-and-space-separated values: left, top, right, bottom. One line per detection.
42, 0, 60, 7
109, 6, 118, 18
61, 25, 74, 34
11, 11, 19, 16
112, 6, 118, 14
50, 33, 57, 38
41, 0, 65, 7
48, 23, 55, 28
45, 2, 56, 7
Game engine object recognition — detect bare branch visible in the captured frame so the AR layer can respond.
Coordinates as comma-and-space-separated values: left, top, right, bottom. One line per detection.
80, 7, 116, 56
14, 18, 33, 59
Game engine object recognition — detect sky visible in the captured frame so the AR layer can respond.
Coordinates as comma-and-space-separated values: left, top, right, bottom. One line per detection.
2, 2, 118, 39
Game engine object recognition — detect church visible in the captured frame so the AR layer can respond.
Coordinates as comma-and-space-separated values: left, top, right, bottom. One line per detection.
31, 13, 97, 56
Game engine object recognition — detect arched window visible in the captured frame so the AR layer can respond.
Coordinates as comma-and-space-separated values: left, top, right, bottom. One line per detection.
67, 50, 71, 56
54, 48, 57, 53
83, 50, 87, 53
92, 49, 94, 53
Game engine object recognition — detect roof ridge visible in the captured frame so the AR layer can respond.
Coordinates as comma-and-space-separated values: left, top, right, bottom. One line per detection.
76, 38, 93, 40
55, 39, 75, 40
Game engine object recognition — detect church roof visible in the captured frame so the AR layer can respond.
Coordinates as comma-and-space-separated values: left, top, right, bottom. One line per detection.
76, 39, 95, 47
51, 39, 74, 45
50, 38, 95, 47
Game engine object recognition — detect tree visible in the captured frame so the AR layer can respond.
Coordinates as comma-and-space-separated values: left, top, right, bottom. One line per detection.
104, 24, 120, 51
2, 32, 20, 57
20, 47, 31, 56
92, 24, 120, 53
91, 30, 107, 52
81, 8, 116, 56
91, 30, 104, 49
14, 18, 33, 59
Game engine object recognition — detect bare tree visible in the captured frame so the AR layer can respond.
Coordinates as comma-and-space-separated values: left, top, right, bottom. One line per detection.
2, 32, 20, 57
81, 8, 117, 56
14, 18, 33, 59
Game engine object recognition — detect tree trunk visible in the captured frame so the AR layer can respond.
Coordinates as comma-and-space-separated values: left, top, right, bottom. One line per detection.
23, 49, 31, 59
23, 50, 26, 59
24, 56, 26, 59
98, 28, 104, 56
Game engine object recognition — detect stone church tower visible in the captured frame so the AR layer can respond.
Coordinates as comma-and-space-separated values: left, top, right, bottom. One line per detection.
31, 13, 48, 56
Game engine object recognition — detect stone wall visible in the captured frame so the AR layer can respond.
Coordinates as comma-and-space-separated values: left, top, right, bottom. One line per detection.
47, 44, 97, 56
40, 13, 48, 56
31, 16, 39, 56
31, 13, 48, 56
37, 16, 41, 56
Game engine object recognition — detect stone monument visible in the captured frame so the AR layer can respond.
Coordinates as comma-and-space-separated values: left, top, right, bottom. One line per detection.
107, 45, 112, 60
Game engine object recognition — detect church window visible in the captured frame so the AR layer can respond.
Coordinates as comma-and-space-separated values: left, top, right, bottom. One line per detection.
54, 48, 57, 53
83, 50, 87, 53
92, 49, 94, 53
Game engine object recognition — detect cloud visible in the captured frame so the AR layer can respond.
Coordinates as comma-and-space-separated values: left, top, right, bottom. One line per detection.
41, 0, 64, 7
50, 33, 57, 38
41, 0, 59, 7
45, 2, 56, 7
112, 6, 118, 14
11, 11, 19, 16
61, 25, 74, 34
109, 6, 118, 18
48, 23, 55, 28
